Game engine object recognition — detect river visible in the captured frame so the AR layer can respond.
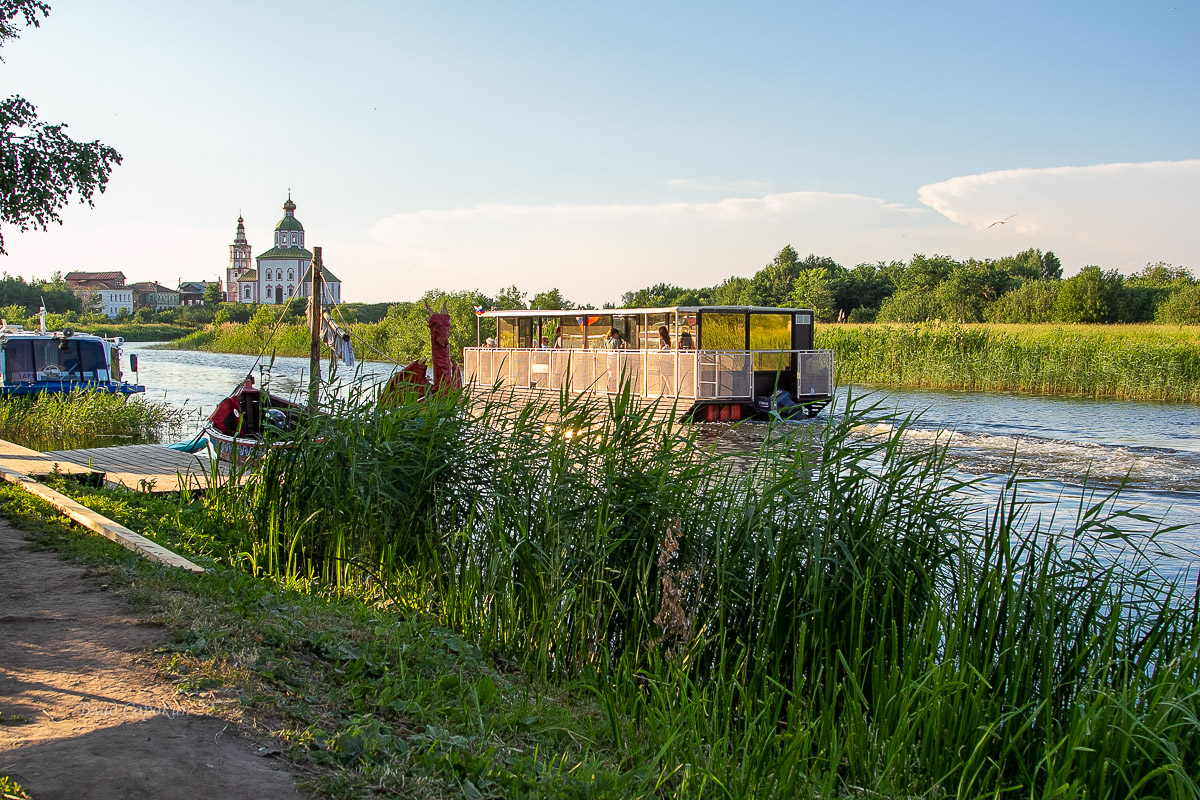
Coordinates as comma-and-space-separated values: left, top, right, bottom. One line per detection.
127, 343, 1200, 580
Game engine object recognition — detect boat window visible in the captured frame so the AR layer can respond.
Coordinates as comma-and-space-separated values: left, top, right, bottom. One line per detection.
5, 341, 35, 383
557, 318, 585, 348
612, 315, 637, 349
78, 341, 107, 379
497, 318, 518, 348
643, 314, 670, 349
750, 313, 791, 371
700, 313, 746, 350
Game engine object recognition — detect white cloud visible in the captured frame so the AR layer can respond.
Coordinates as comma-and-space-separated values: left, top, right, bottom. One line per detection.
364, 192, 929, 303
5, 161, 1196, 304
917, 160, 1200, 270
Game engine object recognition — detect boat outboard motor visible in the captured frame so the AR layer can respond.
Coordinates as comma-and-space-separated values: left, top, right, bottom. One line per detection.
264, 409, 290, 432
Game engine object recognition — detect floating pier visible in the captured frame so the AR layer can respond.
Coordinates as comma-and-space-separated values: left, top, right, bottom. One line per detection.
0, 439, 237, 573
0, 440, 229, 493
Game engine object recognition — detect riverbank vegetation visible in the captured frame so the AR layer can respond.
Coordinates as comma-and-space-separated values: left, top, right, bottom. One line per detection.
822, 322, 1200, 401
4, 387, 1195, 798
0, 391, 176, 450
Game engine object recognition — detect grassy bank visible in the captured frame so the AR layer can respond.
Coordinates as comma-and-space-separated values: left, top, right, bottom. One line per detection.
5, 386, 1191, 797
216, 386, 1199, 797
0, 480, 640, 798
820, 322, 1200, 401
70, 322, 198, 342
170, 319, 419, 365
0, 392, 178, 450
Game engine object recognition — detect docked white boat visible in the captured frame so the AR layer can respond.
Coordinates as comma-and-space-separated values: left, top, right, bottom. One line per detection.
464, 306, 834, 421
0, 313, 144, 398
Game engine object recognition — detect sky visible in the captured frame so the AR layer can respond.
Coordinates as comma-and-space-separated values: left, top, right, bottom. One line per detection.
3, 0, 1198, 305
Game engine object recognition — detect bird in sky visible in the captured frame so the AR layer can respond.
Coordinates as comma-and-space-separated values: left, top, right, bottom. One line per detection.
987, 214, 1017, 229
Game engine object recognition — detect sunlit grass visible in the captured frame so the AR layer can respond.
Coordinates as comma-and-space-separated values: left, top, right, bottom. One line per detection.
821, 321, 1200, 400
0, 391, 179, 450
198, 382, 1200, 798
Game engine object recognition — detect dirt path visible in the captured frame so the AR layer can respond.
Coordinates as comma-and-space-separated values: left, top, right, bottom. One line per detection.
0, 520, 303, 800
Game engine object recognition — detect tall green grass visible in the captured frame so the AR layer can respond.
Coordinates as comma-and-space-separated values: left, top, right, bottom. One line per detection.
0, 391, 177, 450
208, 383, 1200, 797
820, 322, 1200, 401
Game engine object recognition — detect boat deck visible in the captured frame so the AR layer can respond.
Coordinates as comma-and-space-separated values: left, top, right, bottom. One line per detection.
0, 440, 231, 493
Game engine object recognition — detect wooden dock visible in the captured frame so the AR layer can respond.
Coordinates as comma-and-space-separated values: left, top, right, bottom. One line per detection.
0, 439, 211, 572
42, 443, 229, 493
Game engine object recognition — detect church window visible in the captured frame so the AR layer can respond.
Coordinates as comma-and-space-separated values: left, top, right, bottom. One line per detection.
288, 269, 294, 281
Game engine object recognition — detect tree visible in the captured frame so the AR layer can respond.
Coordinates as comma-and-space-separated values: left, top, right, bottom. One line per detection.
750, 245, 800, 306
621, 283, 708, 308
712, 275, 754, 305
984, 281, 1059, 323
202, 282, 223, 306
492, 285, 527, 310
1127, 262, 1195, 288
900, 254, 959, 292
1041, 251, 1063, 281
875, 286, 940, 323
1, 1, 123, 255
1055, 266, 1122, 323
530, 288, 575, 310
1155, 284, 1200, 324
788, 268, 837, 322
831, 262, 895, 320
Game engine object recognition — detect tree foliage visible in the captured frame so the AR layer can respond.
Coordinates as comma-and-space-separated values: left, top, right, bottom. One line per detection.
1055, 266, 1123, 323
0, 0, 122, 254
0, 271, 80, 313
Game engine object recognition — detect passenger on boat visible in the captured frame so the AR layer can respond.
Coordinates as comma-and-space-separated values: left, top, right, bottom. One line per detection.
485, 337, 497, 348
552, 331, 563, 348
540, 336, 550, 348
679, 330, 694, 350
604, 329, 625, 350
657, 325, 671, 350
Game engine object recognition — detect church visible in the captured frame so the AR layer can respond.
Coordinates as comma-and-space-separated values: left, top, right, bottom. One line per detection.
225, 195, 342, 305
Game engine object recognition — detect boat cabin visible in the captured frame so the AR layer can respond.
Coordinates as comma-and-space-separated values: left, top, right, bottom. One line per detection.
464, 306, 834, 420
0, 322, 144, 398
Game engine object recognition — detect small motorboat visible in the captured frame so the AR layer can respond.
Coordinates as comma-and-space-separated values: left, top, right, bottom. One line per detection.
204, 378, 307, 465
0, 310, 145, 398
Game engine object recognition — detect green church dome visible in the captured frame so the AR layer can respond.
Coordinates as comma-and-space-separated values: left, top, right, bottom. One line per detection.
274, 193, 304, 231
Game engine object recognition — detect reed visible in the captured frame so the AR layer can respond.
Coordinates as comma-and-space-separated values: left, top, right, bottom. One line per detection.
0, 391, 176, 450
210, 383, 1200, 797
820, 322, 1200, 401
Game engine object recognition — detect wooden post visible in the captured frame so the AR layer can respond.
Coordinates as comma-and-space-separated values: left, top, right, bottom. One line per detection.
308, 247, 323, 413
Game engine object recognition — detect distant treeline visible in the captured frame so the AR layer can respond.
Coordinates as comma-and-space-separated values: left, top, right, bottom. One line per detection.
617, 246, 1200, 326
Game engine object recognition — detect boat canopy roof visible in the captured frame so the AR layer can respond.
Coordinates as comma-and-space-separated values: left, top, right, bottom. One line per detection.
478, 305, 814, 318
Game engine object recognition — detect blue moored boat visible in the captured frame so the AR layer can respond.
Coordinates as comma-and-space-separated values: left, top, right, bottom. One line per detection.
0, 311, 145, 398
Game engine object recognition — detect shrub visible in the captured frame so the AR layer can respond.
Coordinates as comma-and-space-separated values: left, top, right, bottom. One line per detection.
876, 287, 940, 322
1055, 266, 1122, 323
1156, 284, 1200, 324
984, 281, 1059, 323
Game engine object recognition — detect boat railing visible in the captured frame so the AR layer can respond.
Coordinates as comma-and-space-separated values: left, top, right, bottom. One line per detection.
463, 348, 834, 401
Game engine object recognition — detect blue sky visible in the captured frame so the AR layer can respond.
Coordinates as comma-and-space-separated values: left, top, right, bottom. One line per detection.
4, 1, 1198, 304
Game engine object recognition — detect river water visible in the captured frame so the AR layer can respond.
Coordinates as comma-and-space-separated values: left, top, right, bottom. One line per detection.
127, 343, 1200, 580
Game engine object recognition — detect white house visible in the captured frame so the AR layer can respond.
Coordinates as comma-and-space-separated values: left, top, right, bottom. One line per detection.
64, 271, 135, 318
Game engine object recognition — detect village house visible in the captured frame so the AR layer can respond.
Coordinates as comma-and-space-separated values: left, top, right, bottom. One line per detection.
178, 280, 219, 307
129, 282, 180, 313
64, 271, 134, 318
